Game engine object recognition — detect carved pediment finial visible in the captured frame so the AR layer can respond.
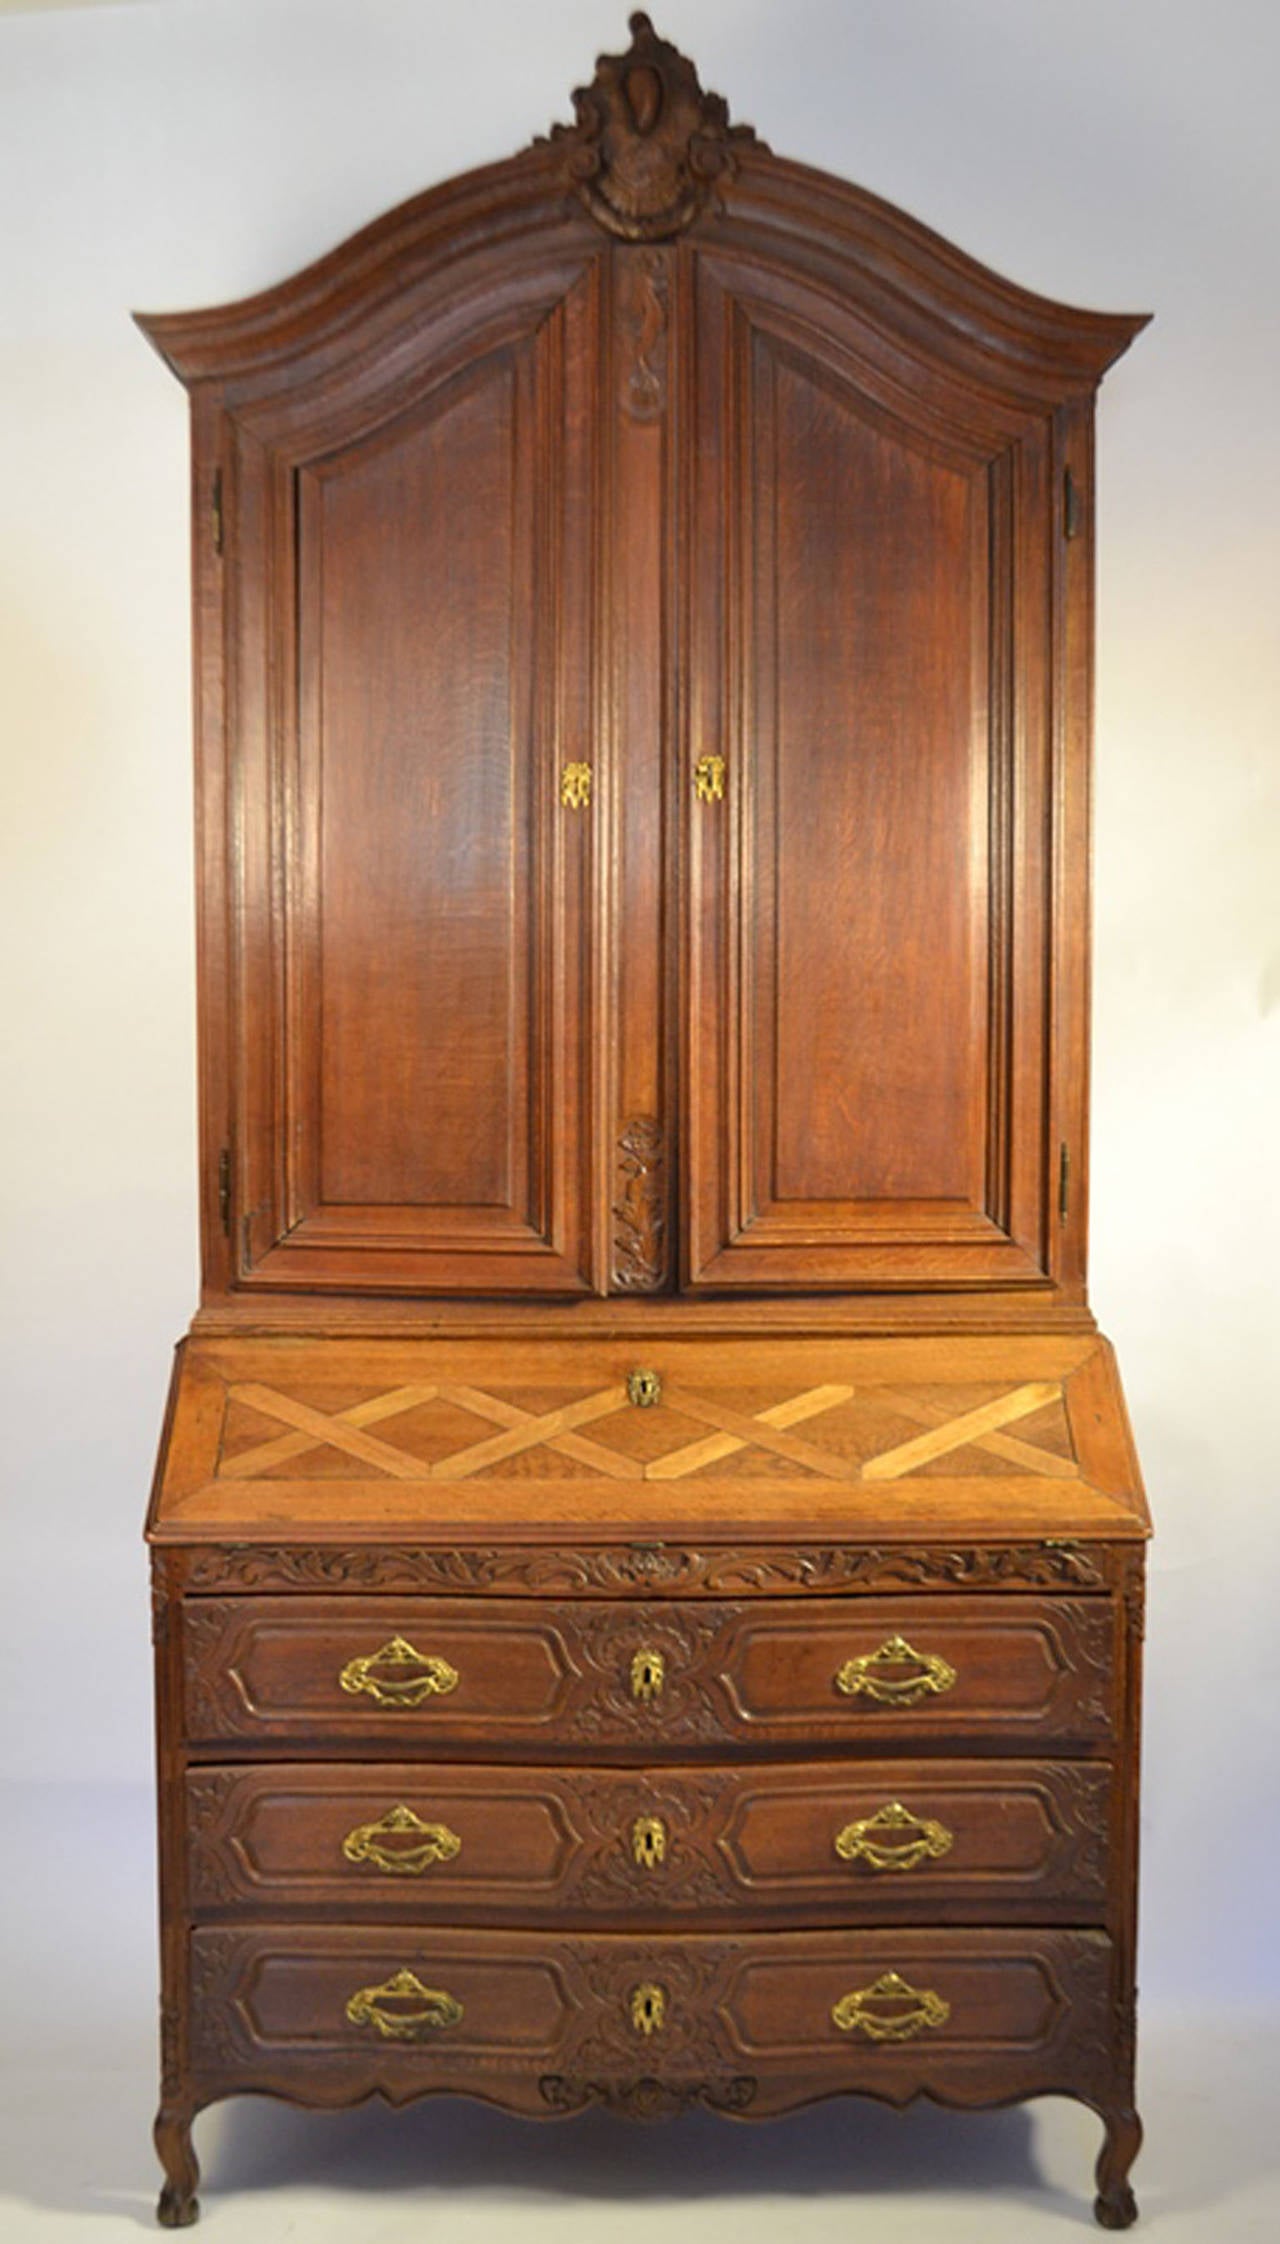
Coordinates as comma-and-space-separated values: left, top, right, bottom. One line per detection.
545, 12, 762, 241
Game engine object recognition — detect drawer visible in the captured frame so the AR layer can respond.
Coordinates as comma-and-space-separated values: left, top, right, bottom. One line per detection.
187, 1758, 1111, 1923
187, 1923, 1114, 2117
182, 1593, 1115, 1751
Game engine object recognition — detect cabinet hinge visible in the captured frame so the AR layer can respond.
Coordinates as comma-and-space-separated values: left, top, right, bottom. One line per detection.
1063, 465, 1082, 540
217, 1147, 232, 1237
1058, 1141, 1070, 1225
211, 467, 224, 555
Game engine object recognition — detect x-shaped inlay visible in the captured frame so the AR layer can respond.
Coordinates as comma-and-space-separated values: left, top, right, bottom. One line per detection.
218, 1378, 1066, 1484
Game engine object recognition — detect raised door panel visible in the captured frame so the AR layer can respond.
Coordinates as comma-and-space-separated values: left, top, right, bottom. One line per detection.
685, 254, 1056, 1292
228, 267, 603, 1294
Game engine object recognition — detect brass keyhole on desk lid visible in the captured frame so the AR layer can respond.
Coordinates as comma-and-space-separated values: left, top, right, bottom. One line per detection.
627, 1368, 662, 1408
631, 1646, 665, 1702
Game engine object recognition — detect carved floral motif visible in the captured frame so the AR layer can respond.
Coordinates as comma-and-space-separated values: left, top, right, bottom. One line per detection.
180, 1539, 1113, 1599
620, 256, 670, 422
612, 1113, 667, 1286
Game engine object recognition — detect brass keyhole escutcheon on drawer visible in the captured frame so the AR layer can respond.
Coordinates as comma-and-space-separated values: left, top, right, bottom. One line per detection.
632, 1815, 667, 1869
342, 1805, 463, 1877
834, 1635, 958, 1708
631, 1646, 666, 1702
345, 1969, 464, 2040
338, 1635, 460, 1708
834, 1801, 954, 1874
831, 1972, 950, 2043
627, 1367, 662, 1408
630, 1982, 667, 2036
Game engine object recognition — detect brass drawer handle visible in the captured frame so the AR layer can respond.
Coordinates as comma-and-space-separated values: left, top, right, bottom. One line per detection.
632, 1814, 667, 1869
630, 1981, 667, 2036
832, 1971, 951, 2043
835, 1801, 954, 1874
834, 1634, 957, 1708
342, 1805, 462, 1877
631, 1646, 665, 1702
345, 1969, 464, 2040
338, 1635, 459, 1708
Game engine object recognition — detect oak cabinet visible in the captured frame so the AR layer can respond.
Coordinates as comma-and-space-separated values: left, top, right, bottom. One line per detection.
142, 14, 1148, 2232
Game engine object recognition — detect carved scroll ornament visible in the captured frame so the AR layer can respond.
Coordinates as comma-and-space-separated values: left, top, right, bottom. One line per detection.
547, 12, 761, 241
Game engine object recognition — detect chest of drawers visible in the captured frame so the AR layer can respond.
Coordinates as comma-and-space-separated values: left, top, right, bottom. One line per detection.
149, 1331, 1146, 2227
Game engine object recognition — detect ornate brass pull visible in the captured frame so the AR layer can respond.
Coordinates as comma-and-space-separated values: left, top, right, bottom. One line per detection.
831, 1972, 951, 2043
631, 1646, 665, 1702
834, 1634, 957, 1708
345, 1968, 464, 2040
632, 1814, 667, 1869
560, 760, 592, 808
694, 752, 726, 802
627, 1367, 662, 1407
630, 1982, 667, 2036
342, 1805, 462, 1877
835, 1801, 954, 1874
338, 1635, 460, 1708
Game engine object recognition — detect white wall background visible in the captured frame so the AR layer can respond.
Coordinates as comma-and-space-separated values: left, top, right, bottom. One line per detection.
1, 0, 1276, 2014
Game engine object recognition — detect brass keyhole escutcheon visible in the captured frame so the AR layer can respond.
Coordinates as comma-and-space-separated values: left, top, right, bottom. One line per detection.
560, 760, 592, 809
627, 1368, 662, 1408
632, 1814, 667, 1870
630, 1646, 665, 1702
694, 752, 726, 802
630, 1982, 667, 2037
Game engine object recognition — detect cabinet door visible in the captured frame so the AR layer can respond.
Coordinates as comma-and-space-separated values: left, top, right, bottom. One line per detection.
684, 251, 1057, 1293
225, 259, 605, 1294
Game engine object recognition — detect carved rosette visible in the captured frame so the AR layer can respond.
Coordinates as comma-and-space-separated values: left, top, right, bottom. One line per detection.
546, 12, 761, 241
612, 1113, 667, 1287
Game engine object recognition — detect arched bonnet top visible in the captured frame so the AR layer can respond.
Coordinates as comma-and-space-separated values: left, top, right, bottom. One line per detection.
135, 13, 1148, 408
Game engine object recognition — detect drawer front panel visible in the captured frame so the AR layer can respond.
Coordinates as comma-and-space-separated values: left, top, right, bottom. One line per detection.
188, 1924, 1115, 2116
182, 1593, 1115, 1750
187, 1759, 1111, 1922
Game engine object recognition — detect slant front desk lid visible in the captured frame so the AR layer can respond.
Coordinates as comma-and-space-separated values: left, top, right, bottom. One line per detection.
149, 1334, 1147, 1546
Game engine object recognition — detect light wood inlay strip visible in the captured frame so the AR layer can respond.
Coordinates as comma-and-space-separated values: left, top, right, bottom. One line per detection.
646, 1385, 855, 1481
228, 1385, 438, 1480
657, 1388, 855, 1481
874, 1386, 1078, 1479
217, 1385, 440, 1480
861, 1382, 1063, 1482
435, 1384, 639, 1481
430, 1387, 629, 1481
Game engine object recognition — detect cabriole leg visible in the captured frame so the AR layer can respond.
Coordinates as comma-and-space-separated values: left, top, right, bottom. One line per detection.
154, 2103, 200, 2228
1094, 2104, 1142, 2229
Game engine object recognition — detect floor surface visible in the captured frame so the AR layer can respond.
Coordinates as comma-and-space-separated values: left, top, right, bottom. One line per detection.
2, 1785, 1274, 2240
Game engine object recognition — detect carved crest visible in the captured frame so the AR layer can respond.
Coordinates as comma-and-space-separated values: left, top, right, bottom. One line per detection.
548, 12, 761, 241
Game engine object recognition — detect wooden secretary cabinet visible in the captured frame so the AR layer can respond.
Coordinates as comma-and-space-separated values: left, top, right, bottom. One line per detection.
141, 14, 1150, 2229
